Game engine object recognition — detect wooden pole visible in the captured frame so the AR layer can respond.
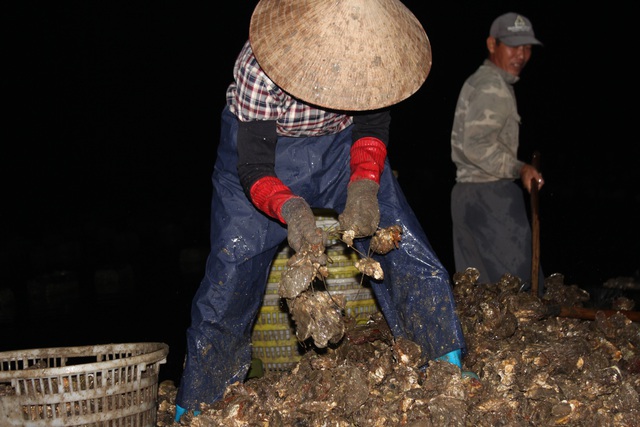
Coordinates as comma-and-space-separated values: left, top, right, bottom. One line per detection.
545, 305, 640, 323
530, 151, 541, 297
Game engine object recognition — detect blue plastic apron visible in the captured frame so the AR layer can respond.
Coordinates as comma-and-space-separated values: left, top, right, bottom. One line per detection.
176, 106, 466, 411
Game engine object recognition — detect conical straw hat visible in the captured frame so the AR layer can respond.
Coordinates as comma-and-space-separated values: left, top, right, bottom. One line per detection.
249, 0, 431, 111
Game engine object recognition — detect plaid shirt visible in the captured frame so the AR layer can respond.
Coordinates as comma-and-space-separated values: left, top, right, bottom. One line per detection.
226, 40, 353, 138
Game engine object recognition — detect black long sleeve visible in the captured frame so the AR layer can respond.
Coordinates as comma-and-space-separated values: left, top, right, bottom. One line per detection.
236, 119, 279, 197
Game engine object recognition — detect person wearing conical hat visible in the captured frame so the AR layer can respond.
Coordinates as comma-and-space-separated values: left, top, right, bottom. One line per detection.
175, 0, 467, 420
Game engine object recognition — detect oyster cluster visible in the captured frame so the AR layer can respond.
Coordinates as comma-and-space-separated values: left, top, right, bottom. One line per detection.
279, 225, 404, 349
157, 271, 640, 426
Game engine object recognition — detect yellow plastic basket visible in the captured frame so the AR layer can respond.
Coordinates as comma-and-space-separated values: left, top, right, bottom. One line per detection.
253, 212, 380, 372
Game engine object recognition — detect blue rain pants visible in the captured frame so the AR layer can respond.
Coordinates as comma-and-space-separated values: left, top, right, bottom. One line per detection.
176, 106, 466, 411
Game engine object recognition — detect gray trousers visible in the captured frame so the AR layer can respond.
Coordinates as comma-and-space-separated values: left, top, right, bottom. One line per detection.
451, 180, 544, 290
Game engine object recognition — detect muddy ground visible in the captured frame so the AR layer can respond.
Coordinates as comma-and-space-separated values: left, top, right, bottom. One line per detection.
156, 270, 640, 426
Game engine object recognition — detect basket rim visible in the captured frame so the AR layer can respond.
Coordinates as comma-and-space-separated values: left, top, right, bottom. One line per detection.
0, 342, 168, 380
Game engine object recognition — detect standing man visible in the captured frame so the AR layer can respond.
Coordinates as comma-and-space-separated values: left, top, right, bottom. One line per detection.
450, 12, 545, 290
175, 0, 467, 421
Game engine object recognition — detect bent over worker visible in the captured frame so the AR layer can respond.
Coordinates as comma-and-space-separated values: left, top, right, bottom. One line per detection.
175, 0, 467, 420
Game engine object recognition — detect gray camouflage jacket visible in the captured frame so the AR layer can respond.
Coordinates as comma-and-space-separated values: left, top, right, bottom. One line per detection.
451, 59, 525, 183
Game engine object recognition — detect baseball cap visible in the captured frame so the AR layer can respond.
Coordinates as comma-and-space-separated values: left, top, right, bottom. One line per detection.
490, 12, 542, 47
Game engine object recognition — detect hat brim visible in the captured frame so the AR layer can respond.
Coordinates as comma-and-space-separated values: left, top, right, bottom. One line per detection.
500, 35, 543, 47
249, 0, 432, 111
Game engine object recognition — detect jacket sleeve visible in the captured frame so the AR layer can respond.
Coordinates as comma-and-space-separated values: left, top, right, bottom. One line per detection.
460, 81, 524, 179
237, 119, 278, 197
352, 110, 390, 145
236, 119, 297, 223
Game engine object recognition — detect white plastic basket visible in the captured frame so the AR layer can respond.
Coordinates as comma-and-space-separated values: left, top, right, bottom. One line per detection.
0, 342, 168, 427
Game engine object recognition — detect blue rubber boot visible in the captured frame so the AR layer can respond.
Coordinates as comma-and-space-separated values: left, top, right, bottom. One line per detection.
175, 405, 201, 423
436, 349, 462, 369
174, 405, 186, 423
436, 349, 480, 380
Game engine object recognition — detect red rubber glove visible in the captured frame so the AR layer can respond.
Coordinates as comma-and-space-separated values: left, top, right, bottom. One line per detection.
250, 176, 296, 223
348, 137, 387, 184
250, 176, 325, 254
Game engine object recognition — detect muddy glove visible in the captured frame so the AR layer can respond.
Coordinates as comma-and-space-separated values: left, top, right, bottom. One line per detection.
338, 137, 386, 241
249, 176, 325, 260
281, 197, 326, 256
339, 179, 380, 238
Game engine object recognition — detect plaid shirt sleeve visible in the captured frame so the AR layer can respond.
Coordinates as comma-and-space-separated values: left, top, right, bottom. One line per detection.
226, 41, 352, 137
227, 40, 288, 122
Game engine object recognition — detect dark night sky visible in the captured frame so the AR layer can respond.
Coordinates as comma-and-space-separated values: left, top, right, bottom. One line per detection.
2, 2, 638, 381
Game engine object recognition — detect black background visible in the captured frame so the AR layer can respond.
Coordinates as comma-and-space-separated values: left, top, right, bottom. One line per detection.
2, 2, 638, 384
